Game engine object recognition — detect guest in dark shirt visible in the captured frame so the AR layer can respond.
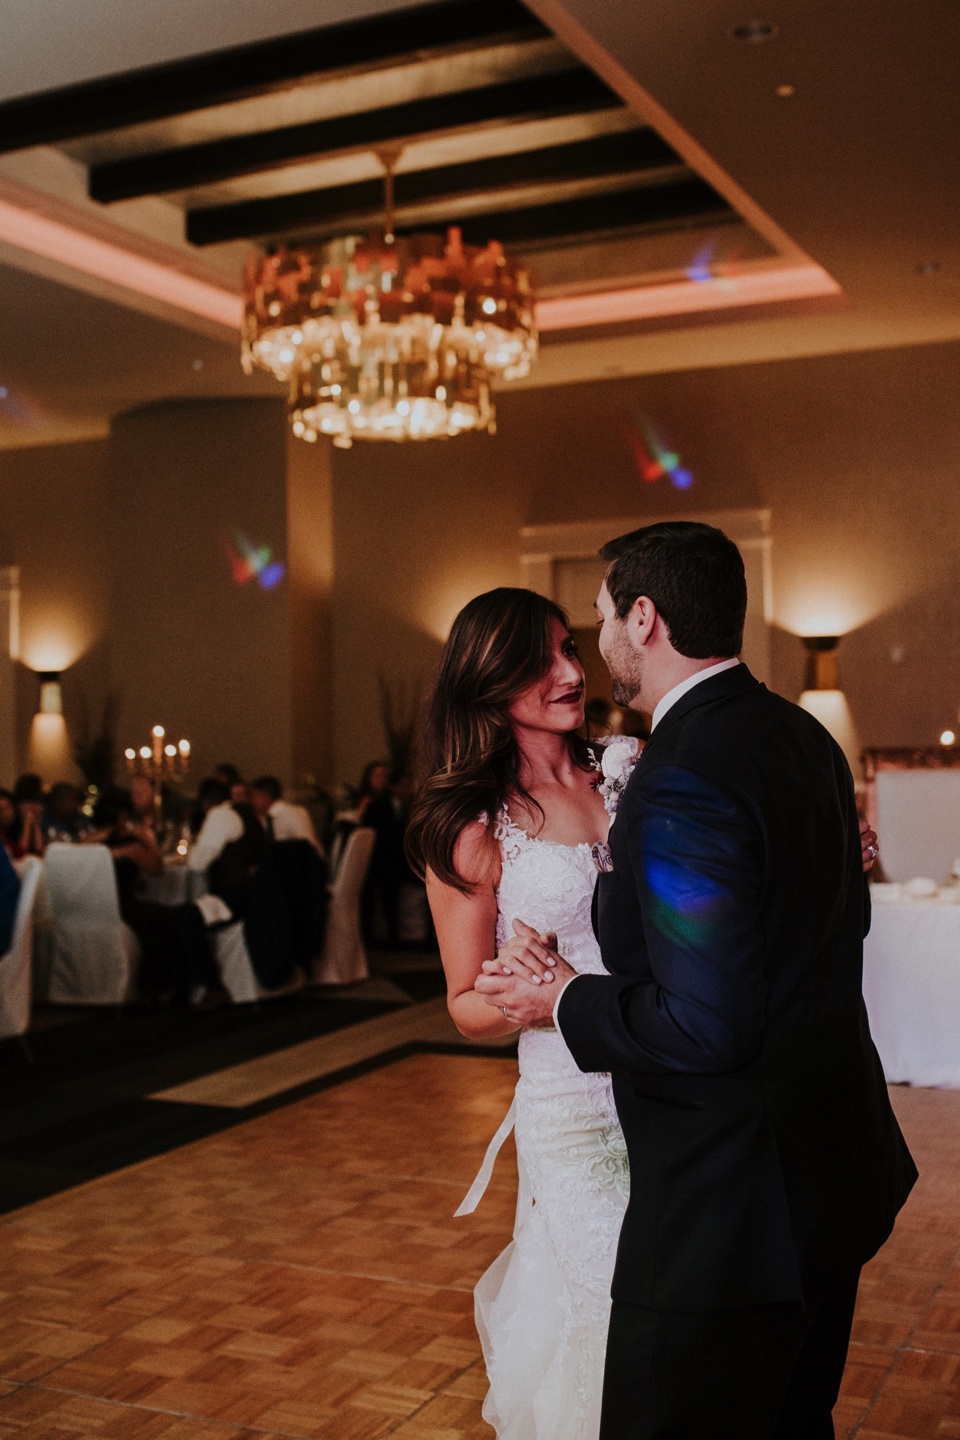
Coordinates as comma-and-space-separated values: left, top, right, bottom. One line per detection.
213, 763, 249, 806
43, 782, 92, 844
0, 789, 43, 859
0, 840, 20, 955
361, 767, 415, 946
92, 787, 181, 1003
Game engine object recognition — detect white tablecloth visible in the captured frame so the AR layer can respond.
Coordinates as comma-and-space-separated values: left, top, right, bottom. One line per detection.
863, 889, 960, 1087
140, 863, 206, 907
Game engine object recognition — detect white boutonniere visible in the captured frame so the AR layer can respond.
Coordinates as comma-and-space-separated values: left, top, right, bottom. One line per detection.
594, 735, 641, 816
590, 735, 641, 874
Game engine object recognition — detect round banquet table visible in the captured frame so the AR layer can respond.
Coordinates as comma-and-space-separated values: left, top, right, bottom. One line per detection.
863, 886, 960, 1088
140, 860, 206, 907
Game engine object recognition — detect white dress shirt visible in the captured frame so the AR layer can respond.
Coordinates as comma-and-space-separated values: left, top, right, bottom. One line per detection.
188, 802, 243, 873
268, 798, 325, 857
552, 657, 741, 1029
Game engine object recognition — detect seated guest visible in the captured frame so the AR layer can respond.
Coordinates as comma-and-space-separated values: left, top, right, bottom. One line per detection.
0, 840, 21, 955
213, 762, 248, 806
249, 776, 325, 856
129, 774, 160, 834
90, 787, 183, 1001
0, 788, 43, 859
177, 778, 267, 1004
361, 766, 412, 947
43, 782, 92, 844
356, 759, 389, 821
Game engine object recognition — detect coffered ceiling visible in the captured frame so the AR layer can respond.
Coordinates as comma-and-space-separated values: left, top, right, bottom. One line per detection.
0, 0, 957, 447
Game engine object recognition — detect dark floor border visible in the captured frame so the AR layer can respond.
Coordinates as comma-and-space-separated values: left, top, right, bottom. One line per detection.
0, 1038, 518, 1217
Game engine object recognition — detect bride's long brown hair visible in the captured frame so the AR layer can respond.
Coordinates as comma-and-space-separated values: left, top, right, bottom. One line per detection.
406, 587, 593, 894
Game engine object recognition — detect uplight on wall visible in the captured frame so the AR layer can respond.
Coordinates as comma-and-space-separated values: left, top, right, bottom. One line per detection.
37, 671, 63, 714
28, 668, 74, 785
798, 636, 862, 781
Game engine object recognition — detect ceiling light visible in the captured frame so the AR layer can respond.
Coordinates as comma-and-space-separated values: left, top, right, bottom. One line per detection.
730, 20, 780, 42
775, 83, 795, 97
242, 141, 536, 447
242, 229, 537, 447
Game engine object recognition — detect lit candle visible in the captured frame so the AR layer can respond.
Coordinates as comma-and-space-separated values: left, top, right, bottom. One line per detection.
139, 745, 151, 761
152, 725, 164, 767
124, 747, 136, 774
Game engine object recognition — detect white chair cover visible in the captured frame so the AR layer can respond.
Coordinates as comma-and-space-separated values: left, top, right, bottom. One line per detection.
0, 857, 43, 1039
214, 922, 260, 1005
194, 898, 304, 1006
42, 843, 140, 1005
315, 826, 375, 985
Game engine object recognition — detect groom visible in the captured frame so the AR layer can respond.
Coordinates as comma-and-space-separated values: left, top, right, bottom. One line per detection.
477, 521, 917, 1439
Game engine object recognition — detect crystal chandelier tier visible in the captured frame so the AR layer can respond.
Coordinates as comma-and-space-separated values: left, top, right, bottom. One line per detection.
241, 227, 538, 446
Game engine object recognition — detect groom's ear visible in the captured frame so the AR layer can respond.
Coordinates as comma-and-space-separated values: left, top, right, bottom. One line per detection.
627, 595, 659, 649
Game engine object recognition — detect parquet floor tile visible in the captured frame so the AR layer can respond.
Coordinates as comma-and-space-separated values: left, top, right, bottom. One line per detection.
1, 1055, 959, 1437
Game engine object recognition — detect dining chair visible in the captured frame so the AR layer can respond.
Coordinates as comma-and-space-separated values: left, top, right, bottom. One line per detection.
41, 843, 140, 1005
315, 826, 376, 985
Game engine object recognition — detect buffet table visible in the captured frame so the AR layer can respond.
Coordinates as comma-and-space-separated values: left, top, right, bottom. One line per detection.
863, 884, 960, 1088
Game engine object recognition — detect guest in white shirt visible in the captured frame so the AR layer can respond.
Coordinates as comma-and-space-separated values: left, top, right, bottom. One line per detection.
249, 776, 325, 858
188, 779, 244, 873
177, 777, 266, 1005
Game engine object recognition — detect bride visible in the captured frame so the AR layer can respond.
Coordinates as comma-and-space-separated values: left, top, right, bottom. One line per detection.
406, 587, 876, 1440
406, 586, 633, 1440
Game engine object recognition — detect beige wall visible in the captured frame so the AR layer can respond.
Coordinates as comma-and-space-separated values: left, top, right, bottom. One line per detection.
0, 438, 111, 777
285, 427, 334, 786
109, 399, 293, 785
329, 337, 960, 778
0, 401, 334, 790
0, 338, 958, 789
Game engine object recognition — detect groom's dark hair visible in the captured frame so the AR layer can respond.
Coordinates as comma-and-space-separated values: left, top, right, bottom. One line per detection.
600, 521, 746, 658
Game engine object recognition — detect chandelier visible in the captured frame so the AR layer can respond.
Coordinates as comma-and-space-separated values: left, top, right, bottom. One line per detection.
241, 225, 538, 447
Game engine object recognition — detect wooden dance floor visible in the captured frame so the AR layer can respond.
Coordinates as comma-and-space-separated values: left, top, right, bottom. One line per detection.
0, 1041, 958, 1439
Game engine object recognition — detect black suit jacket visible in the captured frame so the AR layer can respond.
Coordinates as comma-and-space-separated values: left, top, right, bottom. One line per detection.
559, 664, 916, 1311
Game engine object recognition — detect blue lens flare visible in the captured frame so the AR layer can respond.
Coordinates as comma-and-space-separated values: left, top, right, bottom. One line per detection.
643, 852, 730, 948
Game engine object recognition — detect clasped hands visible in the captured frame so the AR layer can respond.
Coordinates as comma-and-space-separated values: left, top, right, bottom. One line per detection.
474, 918, 579, 1027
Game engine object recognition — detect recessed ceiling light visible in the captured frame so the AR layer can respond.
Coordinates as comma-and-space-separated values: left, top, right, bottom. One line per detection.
775, 83, 795, 97
730, 20, 780, 42
915, 261, 941, 276
192, 358, 205, 371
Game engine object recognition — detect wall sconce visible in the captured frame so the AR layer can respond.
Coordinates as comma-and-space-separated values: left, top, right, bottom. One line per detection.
28, 668, 73, 785
798, 635, 862, 781
36, 670, 63, 715
801, 636, 839, 691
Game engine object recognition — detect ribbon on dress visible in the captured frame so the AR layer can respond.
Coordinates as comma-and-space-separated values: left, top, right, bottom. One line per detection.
454, 1097, 516, 1217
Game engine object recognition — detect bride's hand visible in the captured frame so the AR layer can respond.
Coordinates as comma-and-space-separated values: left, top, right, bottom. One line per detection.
484, 918, 560, 986
860, 818, 879, 873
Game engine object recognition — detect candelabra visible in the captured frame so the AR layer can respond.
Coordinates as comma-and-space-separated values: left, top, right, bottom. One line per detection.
123, 726, 191, 828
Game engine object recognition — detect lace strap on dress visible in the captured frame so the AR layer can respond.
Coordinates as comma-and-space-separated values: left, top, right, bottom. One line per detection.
493, 806, 525, 864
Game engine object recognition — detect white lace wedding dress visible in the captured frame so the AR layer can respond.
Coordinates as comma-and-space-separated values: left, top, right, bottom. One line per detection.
462, 807, 629, 1440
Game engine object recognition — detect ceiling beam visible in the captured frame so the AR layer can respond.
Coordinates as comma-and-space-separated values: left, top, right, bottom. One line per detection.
0, 0, 549, 154
187, 128, 687, 245
455, 182, 734, 250
190, 176, 728, 252
90, 68, 623, 204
